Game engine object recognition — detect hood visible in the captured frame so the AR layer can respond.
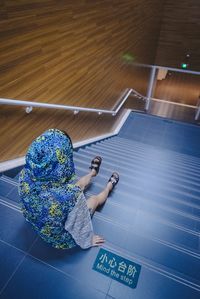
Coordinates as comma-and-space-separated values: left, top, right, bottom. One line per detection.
25, 129, 75, 182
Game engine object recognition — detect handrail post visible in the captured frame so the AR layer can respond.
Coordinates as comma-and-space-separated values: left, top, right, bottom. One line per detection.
145, 66, 157, 111
195, 97, 200, 121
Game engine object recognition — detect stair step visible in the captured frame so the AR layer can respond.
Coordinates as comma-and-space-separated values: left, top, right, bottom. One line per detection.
93, 195, 199, 235
74, 152, 200, 205
0, 176, 20, 204
2, 166, 199, 235
78, 180, 200, 235
0, 175, 19, 186
74, 160, 200, 218
0, 195, 20, 210
0, 176, 17, 199
106, 242, 200, 299
2, 165, 23, 179
79, 147, 200, 182
92, 215, 200, 285
88, 143, 200, 174
103, 139, 200, 168
74, 153, 200, 198
74, 151, 200, 189
106, 136, 200, 165
93, 203, 199, 253
89, 182, 200, 222
99, 142, 200, 171
117, 113, 200, 158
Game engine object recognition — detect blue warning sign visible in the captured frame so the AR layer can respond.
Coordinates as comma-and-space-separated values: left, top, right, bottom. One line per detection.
93, 249, 141, 289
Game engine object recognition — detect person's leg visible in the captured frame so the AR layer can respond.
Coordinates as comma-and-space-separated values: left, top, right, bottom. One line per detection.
75, 169, 96, 191
75, 156, 102, 191
86, 182, 113, 215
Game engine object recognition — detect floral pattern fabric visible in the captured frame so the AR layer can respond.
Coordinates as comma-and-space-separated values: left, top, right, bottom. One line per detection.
18, 129, 83, 249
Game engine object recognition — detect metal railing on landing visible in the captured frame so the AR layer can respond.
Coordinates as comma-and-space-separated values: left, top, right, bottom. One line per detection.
143, 64, 200, 111
195, 97, 200, 121
0, 88, 146, 116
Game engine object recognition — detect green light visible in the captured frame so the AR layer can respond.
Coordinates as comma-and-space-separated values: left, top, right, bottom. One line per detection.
181, 63, 187, 69
122, 52, 135, 63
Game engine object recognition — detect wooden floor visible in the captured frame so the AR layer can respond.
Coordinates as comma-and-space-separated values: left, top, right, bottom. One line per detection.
154, 72, 200, 106
0, 105, 126, 162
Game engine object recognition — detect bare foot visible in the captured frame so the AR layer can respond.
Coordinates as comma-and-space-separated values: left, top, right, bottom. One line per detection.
91, 168, 97, 177
107, 181, 113, 192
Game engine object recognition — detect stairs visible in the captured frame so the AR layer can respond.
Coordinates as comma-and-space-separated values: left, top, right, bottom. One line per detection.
0, 112, 200, 299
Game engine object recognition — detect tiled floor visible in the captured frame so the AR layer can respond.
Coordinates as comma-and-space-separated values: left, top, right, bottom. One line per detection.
0, 205, 111, 299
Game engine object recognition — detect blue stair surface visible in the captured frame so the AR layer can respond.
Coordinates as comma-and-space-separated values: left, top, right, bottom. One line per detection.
0, 112, 200, 299
119, 113, 200, 157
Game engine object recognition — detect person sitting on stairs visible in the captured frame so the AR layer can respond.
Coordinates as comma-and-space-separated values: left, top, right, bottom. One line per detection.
18, 129, 119, 249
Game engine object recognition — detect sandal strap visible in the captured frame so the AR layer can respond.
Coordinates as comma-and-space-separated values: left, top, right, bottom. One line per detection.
108, 172, 119, 187
89, 156, 102, 174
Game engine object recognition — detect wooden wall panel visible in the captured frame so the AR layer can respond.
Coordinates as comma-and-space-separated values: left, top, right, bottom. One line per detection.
155, 0, 200, 71
0, 0, 165, 162
0, 0, 164, 108
0, 105, 126, 162
154, 72, 200, 106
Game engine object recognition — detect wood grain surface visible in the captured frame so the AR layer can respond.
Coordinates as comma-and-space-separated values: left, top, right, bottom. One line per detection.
0, 0, 164, 162
156, 0, 200, 71
154, 71, 200, 106
0, 0, 164, 107
0, 105, 128, 162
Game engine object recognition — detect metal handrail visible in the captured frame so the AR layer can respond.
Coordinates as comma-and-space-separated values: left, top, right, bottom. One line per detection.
195, 97, 200, 121
1, 63, 198, 115
0, 88, 146, 115
132, 63, 200, 75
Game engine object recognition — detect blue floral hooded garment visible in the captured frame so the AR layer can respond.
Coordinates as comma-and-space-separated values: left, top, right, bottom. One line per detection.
18, 129, 82, 249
